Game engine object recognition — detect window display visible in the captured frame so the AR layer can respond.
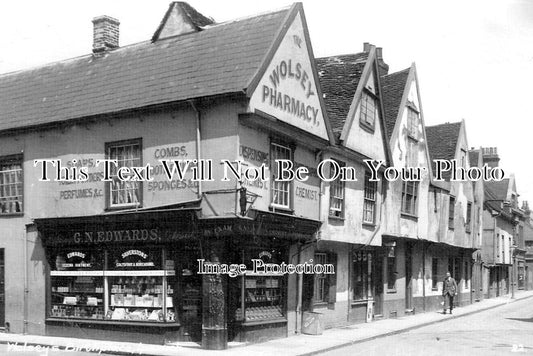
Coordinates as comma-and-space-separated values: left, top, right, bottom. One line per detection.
50, 275, 104, 319
235, 247, 286, 322
48, 247, 177, 323
237, 275, 283, 322
108, 274, 175, 322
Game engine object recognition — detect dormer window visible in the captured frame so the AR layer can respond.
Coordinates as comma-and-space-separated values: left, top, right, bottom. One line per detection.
360, 91, 377, 131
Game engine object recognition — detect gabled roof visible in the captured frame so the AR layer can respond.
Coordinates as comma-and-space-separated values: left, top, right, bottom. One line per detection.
152, 2, 215, 42
315, 52, 368, 137
381, 67, 410, 141
0, 6, 290, 133
426, 121, 462, 181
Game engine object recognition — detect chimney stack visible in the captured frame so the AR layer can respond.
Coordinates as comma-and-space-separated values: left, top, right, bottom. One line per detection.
482, 147, 500, 168
376, 47, 389, 76
92, 15, 120, 53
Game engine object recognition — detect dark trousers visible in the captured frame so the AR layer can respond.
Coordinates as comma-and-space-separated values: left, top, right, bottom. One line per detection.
443, 293, 454, 311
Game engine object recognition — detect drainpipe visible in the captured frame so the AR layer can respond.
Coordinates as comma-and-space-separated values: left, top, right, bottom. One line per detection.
295, 242, 303, 334
189, 100, 202, 198
422, 241, 426, 312
23, 230, 28, 334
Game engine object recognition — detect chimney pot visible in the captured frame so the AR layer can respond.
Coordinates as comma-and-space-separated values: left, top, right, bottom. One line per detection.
92, 15, 120, 53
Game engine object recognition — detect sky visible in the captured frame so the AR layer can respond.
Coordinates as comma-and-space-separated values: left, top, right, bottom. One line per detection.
0, 0, 532, 202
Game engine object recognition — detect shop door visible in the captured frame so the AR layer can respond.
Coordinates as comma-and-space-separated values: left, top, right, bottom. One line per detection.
405, 243, 413, 311
373, 254, 383, 316
0, 249, 3, 327
177, 248, 202, 342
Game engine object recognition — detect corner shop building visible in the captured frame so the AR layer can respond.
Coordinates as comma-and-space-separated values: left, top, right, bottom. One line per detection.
0, 2, 332, 345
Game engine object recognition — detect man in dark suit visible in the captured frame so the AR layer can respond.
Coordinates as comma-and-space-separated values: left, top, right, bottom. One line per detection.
442, 271, 458, 314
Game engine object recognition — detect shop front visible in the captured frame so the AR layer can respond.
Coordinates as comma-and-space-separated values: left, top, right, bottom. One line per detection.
36, 208, 200, 344
35, 207, 321, 346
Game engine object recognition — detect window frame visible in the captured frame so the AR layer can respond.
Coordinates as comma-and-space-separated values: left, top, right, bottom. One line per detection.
401, 180, 419, 216
270, 141, 293, 210
359, 90, 378, 132
329, 160, 345, 219
313, 252, 328, 303
466, 202, 472, 233
0, 154, 23, 216
448, 196, 456, 230
105, 138, 143, 210
352, 250, 373, 301
406, 106, 419, 140
363, 171, 378, 224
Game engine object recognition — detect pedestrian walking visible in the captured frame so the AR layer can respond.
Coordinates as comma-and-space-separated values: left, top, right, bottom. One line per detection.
442, 271, 457, 314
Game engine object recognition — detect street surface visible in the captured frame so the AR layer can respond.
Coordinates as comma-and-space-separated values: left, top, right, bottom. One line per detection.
0, 343, 116, 355
321, 297, 533, 355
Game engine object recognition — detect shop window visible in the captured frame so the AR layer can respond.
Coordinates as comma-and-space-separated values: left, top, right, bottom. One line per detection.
401, 180, 418, 216
407, 107, 419, 139
363, 172, 377, 224
270, 142, 292, 209
106, 139, 142, 208
236, 247, 286, 322
448, 196, 455, 230
48, 247, 176, 323
431, 258, 439, 290
466, 202, 472, 233
352, 251, 372, 301
329, 160, 345, 218
360, 91, 377, 130
0, 155, 23, 215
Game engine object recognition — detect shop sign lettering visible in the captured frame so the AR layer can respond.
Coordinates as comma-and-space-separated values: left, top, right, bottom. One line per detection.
66, 251, 86, 259
261, 59, 319, 126
240, 145, 269, 164
121, 249, 148, 259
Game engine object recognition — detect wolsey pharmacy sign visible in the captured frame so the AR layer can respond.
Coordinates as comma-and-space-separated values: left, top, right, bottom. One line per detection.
249, 10, 329, 140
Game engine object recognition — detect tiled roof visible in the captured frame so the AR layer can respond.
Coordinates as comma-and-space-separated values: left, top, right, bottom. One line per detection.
179, 2, 215, 27
152, 2, 215, 42
0, 8, 288, 132
381, 68, 410, 141
485, 179, 511, 214
316, 52, 368, 137
485, 179, 509, 201
426, 122, 462, 180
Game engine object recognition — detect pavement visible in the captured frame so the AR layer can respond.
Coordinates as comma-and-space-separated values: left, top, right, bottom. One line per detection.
1, 290, 532, 356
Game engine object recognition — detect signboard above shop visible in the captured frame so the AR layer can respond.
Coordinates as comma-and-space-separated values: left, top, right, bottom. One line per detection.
248, 11, 329, 141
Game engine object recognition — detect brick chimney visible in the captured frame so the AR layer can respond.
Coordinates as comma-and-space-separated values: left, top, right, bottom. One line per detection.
376, 47, 389, 76
363, 43, 389, 76
482, 147, 500, 168
92, 16, 120, 53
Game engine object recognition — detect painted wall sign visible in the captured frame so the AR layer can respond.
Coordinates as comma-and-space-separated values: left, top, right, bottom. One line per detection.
249, 12, 328, 140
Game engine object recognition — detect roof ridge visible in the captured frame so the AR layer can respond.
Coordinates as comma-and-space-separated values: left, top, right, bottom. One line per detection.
0, 6, 291, 78
382, 67, 410, 77
316, 52, 367, 60
426, 121, 462, 128
204, 6, 291, 29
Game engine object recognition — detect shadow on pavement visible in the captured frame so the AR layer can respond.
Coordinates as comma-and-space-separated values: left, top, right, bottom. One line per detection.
506, 317, 533, 323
